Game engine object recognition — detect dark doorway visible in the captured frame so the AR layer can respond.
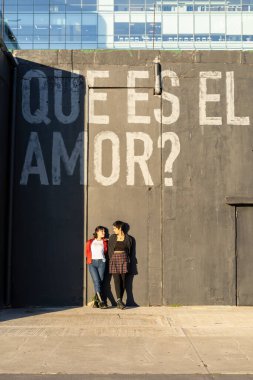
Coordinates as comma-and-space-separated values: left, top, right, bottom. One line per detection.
236, 206, 253, 305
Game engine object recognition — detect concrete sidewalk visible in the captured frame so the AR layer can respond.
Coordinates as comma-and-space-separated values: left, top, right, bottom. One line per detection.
0, 306, 253, 376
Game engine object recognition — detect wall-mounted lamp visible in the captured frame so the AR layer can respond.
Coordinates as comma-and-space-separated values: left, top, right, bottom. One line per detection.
154, 57, 161, 95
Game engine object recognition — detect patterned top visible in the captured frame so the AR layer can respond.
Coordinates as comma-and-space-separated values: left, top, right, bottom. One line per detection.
108, 234, 132, 260
114, 240, 127, 252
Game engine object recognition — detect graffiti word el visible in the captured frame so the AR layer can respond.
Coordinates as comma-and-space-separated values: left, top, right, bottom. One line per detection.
199, 71, 250, 125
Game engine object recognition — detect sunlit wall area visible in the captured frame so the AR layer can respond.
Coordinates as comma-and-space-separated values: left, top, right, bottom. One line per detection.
1, 0, 253, 50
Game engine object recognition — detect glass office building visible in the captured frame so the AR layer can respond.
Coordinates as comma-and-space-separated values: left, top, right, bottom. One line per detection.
1, 0, 253, 50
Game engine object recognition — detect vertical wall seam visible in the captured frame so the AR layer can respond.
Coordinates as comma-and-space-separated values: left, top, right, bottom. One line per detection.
84, 80, 89, 306
235, 206, 238, 306
160, 67, 163, 305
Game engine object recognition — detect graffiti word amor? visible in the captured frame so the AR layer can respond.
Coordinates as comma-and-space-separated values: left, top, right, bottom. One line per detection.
20, 131, 180, 186
22, 70, 250, 126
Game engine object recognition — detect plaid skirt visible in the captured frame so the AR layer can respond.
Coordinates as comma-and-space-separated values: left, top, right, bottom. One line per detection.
109, 252, 129, 274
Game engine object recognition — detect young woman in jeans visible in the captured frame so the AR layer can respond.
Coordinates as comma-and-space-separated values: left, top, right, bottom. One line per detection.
85, 226, 108, 309
108, 221, 132, 309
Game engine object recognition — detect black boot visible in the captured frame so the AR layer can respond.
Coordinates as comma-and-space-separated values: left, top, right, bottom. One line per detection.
116, 299, 125, 310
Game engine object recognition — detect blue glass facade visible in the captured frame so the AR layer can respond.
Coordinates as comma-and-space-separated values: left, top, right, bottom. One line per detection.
1, 0, 98, 49
1, 0, 253, 50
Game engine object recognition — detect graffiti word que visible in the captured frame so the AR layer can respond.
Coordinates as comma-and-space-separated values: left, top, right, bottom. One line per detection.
94, 131, 180, 187
22, 70, 80, 125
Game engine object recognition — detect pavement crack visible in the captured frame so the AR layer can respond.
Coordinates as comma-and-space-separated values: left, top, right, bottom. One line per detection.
181, 327, 215, 379
233, 337, 251, 361
41, 339, 63, 369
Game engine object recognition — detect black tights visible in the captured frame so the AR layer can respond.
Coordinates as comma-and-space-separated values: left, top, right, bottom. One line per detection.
113, 273, 126, 299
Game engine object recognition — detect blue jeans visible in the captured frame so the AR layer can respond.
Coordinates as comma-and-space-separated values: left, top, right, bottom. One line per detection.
88, 259, 106, 294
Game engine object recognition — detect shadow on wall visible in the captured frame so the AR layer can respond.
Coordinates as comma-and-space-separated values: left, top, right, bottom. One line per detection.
10, 59, 85, 308
0, 46, 12, 309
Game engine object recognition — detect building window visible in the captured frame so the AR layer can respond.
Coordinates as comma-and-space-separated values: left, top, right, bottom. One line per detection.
115, 22, 129, 34
146, 22, 161, 38
50, 14, 66, 36
130, 22, 145, 35
227, 34, 242, 41
114, 1, 129, 11
82, 0, 97, 12
17, 14, 34, 36
209, 34, 225, 41
66, 0, 82, 13
50, 0, 66, 4
34, 14, 49, 36
34, 3, 50, 13
17, 0, 33, 14
130, 0, 145, 11
82, 24, 97, 41
243, 35, 253, 41
146, 0, 155, 11
66, 13, 81, 39
50, 0, 66, 13
5, 4, 18, 13
194, 34, 210, 41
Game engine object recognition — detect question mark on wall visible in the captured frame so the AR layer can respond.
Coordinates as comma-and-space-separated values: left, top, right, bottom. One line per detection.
158, 132, 180, 186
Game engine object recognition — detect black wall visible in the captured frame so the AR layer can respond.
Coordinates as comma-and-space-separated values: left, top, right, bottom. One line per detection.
0, 48, 12, 308
10, 60, 85, 306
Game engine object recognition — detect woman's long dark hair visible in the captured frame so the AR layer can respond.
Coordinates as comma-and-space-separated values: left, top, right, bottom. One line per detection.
113, 220, 126, 233
93, 226, 104, 238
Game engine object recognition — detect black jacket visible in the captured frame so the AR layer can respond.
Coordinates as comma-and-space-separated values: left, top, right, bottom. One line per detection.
108, 234, 132, 260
